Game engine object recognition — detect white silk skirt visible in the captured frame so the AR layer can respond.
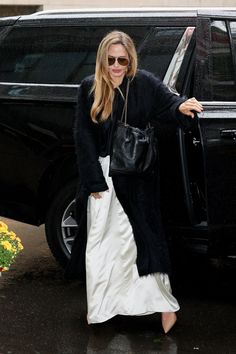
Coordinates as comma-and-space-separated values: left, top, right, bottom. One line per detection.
86, 156, 180, 324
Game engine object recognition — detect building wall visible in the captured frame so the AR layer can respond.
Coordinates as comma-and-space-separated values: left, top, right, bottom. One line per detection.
0, 0, 236, 17
0, 5, 42, 16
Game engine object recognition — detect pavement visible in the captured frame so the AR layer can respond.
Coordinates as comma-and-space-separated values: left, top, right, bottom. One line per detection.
0, 217, 236, 354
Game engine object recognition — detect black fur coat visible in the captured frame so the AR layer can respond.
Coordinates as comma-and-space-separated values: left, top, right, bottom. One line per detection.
65, 69, 187, 280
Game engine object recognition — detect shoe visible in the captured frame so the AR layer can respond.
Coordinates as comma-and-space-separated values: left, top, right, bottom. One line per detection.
161, 312, 177, 334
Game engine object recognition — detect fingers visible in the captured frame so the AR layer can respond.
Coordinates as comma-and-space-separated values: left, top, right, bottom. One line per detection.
178, 97, 203, 119
187, 97, 203, 112
90, 192, 102, 199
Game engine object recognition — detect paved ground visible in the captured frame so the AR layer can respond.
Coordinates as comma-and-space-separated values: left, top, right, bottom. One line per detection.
0, 217, 236, 354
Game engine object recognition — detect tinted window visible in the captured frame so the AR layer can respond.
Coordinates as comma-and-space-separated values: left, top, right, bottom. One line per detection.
0, 26, 149, 84
138, 27, 185, 79
210, 21, 236, 101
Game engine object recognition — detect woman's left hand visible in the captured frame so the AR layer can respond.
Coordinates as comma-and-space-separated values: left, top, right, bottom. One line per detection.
178, 97, 203, 118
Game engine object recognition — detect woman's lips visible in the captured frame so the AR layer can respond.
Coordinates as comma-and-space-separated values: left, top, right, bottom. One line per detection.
112, 69, 123, 74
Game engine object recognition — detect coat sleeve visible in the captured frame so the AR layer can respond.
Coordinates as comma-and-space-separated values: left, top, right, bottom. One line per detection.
74, 79, 108, 193
144, 71, 192, 128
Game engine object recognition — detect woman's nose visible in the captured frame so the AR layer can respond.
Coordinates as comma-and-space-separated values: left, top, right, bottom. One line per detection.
114, 58, 119, 67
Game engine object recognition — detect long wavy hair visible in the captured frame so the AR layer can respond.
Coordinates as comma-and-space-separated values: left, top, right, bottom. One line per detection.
90, 31, 138, 123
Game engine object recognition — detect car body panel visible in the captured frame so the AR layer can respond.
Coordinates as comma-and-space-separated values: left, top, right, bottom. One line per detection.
198, 104, 236, 227
0, 9, 236, 259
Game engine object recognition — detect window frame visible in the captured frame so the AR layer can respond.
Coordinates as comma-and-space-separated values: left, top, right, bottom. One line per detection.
0, 24, 151, 86
195, 16, 236, 102
0, 22, 191, 87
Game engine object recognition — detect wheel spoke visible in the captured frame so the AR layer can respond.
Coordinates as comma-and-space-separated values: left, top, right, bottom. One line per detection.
63, 237, 75, 243
61, 215, 78, 228
60, 199, 78, 254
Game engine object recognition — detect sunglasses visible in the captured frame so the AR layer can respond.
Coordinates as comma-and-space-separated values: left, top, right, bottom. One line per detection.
108, 56, 129, 66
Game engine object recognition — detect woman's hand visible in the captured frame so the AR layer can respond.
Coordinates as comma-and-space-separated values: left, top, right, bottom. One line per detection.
90, 192, 102, 199
178, 97, 203, 118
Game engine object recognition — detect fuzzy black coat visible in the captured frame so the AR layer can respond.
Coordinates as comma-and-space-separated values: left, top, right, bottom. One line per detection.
65, 69, 188, 280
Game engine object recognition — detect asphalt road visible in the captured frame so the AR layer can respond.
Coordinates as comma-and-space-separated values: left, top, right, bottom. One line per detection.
0, 217, 236, 354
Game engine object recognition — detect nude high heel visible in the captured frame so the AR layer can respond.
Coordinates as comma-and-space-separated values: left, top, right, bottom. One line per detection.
161, 312, 177, 334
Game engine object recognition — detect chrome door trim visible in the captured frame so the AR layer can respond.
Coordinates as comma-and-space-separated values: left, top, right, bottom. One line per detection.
163, 26, 195, 93
199, 101, 236, 106
198, 101, 236, 119
0, 82, 79, 88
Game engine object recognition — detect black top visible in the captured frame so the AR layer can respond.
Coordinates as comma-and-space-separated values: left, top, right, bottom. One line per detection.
74, 69, 187, 194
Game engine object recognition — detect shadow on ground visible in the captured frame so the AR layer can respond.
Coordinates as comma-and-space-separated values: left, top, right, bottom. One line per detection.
0, 218, 236, 353
0, 255, 236, 354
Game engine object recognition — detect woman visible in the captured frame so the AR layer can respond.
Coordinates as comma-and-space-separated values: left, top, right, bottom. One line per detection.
66, 31, 203, 333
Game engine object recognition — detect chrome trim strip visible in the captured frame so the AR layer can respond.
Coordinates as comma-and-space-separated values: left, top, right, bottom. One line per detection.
200, 101, 236, 106
0, 82, 79, 88
30, 7, 198, 17
198, 102, 236, 118
163, 26, 195, 93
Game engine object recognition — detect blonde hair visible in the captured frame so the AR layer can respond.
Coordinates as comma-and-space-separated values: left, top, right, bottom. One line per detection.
90, 31, 138, 123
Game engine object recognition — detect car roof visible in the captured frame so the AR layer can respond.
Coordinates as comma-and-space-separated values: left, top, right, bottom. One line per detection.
25, 7, 236, 18
9, 8, 197, 27
1, 7, 236, 27
29, 7, 198, 17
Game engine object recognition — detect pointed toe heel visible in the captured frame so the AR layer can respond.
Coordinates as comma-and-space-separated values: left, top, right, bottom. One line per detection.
161, 312, 177, 334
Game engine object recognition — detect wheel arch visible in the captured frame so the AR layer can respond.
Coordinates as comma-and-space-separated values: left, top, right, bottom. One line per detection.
45, 177, 78, 268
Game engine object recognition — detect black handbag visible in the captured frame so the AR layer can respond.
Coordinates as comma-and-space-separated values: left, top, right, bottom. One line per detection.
109, 79, 157, 176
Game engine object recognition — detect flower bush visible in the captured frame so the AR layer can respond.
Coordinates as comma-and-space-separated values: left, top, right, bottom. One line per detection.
0, 221, 24, 272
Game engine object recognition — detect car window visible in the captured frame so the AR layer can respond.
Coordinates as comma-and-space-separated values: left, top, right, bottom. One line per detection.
209, 20, 236, 101
0, 26, 149, 84
0, 26, 10, 37
138, 27, 185, 79
175, 29, 196, 95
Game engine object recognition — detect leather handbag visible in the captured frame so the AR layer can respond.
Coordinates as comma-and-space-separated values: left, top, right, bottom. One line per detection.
109, 80, 157, 176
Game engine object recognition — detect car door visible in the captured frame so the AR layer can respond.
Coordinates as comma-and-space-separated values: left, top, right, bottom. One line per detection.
194, 13, 236, 257
136, 25, 200, 230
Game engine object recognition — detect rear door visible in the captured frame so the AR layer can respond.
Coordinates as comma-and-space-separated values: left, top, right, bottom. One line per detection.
195, 14, 236, 256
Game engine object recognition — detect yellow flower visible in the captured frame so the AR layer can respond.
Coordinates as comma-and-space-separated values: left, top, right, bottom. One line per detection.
18, 244, 24, 251
9, 231, 16, 240
0, 240, 13, 251
0, 220, 24, 272
0, 222, 8, 232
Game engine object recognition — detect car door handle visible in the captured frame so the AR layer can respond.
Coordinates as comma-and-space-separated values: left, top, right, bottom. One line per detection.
220, 129, 236, 140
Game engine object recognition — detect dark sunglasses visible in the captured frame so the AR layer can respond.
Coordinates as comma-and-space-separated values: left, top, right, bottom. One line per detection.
108, 56, 129, 66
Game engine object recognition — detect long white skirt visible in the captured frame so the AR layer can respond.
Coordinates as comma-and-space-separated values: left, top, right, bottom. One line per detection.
86, 156, 180, 324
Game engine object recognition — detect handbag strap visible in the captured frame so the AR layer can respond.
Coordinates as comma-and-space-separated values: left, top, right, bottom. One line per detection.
109, 80, 129, 155
120, 79, 151, 128
120, 79, 130, 125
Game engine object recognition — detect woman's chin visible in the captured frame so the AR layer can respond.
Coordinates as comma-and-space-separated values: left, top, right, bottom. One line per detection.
110, 73, 126, 85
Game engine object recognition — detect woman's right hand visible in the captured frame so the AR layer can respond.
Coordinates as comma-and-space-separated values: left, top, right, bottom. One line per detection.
90, 192, 102, 199
178, 97, 203, 118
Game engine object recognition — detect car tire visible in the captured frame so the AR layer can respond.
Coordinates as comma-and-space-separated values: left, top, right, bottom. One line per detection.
45, 180, 78, 268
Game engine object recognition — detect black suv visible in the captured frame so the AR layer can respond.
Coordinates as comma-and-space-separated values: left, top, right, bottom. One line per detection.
0, 8, 236, 267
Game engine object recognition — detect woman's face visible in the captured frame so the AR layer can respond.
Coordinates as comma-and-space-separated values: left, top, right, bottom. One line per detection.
107, 44, 129, 84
